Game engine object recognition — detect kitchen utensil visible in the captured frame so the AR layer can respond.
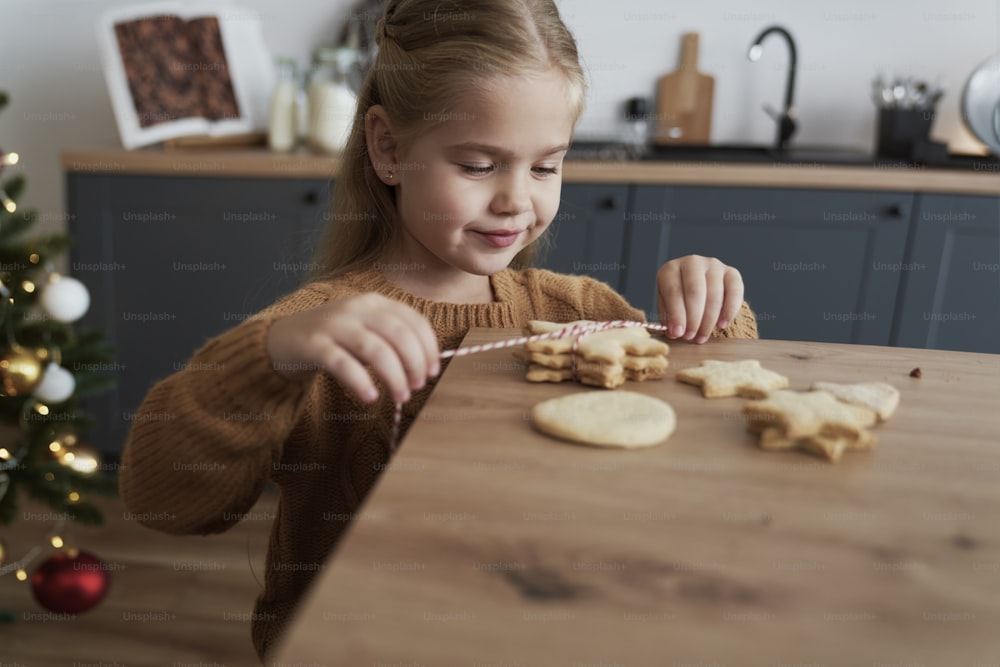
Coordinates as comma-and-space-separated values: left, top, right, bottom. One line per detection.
961, 53, 1000, 155
872, 76, 944, 111
653, 32, 715, 145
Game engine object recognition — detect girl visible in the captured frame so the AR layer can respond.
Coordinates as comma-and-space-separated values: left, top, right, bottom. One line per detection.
120, 0, 758, 660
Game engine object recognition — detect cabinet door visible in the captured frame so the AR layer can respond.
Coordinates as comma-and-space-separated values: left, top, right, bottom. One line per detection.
623, 186, 913, 344
538, 183, 630, 291
893, 194, 1000, 353
68, 174, 332, 453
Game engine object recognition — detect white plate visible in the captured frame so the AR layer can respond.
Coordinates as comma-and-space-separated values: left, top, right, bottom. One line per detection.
962, 53, 1000, 155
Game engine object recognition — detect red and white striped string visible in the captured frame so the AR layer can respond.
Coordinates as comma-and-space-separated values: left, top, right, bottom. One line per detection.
389, 320, 671, 452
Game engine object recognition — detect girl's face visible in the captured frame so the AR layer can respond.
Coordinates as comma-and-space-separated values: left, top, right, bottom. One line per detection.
388, 68, 577, 281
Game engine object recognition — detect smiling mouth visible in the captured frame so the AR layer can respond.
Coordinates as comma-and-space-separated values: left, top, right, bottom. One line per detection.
471, 229, 524, 248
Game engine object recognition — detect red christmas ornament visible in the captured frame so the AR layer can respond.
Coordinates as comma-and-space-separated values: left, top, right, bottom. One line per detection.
31, 550, 110, 614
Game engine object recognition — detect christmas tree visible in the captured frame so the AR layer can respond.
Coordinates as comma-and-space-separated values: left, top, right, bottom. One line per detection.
0, 90, 117, 615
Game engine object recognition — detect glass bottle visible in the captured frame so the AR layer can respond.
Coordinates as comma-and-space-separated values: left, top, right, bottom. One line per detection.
268, 57, 298, 152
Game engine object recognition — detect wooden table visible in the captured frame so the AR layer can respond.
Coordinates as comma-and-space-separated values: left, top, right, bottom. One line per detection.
269, 330, 1000, 666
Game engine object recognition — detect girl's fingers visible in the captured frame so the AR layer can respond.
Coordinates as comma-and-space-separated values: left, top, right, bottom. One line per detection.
695, 267, 727, 343
679, 263, 706, 341
394, 305, 442, 378
315, 338, 381, 403
719, 269, 745, 330
657, 263, 686, 338
369, 313, 431, 391
339, 325, 413, 403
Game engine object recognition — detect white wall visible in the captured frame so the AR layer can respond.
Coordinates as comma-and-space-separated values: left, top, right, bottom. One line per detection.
1, 0, 998, 238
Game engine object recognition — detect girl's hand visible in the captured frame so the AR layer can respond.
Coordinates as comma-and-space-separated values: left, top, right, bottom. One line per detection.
266, 294, 440, 403
656, 255, 744, 344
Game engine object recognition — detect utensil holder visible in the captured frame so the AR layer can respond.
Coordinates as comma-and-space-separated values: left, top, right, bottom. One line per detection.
876, 108, 935, 159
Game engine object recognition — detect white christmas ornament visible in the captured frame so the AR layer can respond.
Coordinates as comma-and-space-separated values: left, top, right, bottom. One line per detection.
40, 275, 90, 323
34, 362, 76, 403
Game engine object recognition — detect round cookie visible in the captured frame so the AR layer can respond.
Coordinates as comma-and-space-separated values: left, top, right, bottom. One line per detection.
531, 390, 676, 448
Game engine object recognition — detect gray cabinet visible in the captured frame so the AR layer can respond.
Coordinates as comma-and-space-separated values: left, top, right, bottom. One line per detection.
65, 170, 996, 454
893, 194, 1000, 353
622, 186, 914, 345
541, 183, 630, 292
67, 173, 331, 453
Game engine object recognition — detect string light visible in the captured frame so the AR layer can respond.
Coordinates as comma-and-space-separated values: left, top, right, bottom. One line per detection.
15, 569, 27, 581
50, 535, 64, 549
0, 152, 20, 213
0, 191, 14, 214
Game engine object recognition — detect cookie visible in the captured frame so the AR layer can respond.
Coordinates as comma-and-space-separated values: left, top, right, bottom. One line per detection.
524, 363, 668, 388
513, 348, 669, 373
758, 426, 877, 462
525, 364, 623, 388
676, 359, 789, 398
531, 390, 676, 448
742, 389, 877, 440
810, 381, 900, 421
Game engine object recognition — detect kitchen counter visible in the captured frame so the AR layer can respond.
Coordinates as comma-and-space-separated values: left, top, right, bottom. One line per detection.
61, 146, 1000, 195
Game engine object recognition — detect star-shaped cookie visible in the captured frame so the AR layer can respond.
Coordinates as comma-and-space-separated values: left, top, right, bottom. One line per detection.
675, 359, 789, 398
757, 426, 877, 462
743, 389, 878, 440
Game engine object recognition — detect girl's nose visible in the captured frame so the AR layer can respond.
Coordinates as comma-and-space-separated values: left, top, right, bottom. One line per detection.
490, 172, 532, 216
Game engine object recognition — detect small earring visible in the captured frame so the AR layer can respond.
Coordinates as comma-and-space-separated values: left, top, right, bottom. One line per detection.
386, 169, 394, 179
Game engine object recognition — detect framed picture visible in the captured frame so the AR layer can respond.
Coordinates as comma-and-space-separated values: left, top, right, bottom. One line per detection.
96, 2, 274, 149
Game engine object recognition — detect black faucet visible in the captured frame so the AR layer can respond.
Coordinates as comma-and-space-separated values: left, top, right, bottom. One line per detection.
748, 25, 798, 152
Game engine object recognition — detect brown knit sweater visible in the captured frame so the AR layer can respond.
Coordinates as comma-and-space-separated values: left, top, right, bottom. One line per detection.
120, 267, 757, 660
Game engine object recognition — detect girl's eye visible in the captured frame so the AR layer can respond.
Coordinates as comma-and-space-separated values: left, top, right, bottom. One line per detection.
533, 166, 559, 175
461, 164, 494, 176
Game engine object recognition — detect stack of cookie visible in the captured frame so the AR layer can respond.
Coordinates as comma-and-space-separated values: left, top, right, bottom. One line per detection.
514, 320, 669, 389
742, 382, 900, 462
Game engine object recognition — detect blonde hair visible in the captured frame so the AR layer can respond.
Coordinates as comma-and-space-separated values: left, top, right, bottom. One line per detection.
307, 0, 586, 282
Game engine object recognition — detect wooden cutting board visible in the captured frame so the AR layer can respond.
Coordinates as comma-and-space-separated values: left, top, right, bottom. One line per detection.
654, 32, 715, 145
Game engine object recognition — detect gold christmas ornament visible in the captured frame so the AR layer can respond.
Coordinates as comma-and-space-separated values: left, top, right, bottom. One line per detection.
0, 344, 45, 396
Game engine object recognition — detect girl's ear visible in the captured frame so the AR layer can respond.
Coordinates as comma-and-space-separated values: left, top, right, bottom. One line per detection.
365, 105, 399, 185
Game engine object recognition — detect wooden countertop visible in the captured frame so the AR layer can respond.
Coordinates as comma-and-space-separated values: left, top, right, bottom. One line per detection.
269, 329, 1000, 666
61, 147, 1000, 195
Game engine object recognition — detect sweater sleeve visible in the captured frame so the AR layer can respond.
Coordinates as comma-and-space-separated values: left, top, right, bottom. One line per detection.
712, 300, 759, 340
119, 285, 331, 536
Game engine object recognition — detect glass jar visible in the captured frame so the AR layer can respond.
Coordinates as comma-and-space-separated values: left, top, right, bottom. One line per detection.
307, 47, 359, 154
